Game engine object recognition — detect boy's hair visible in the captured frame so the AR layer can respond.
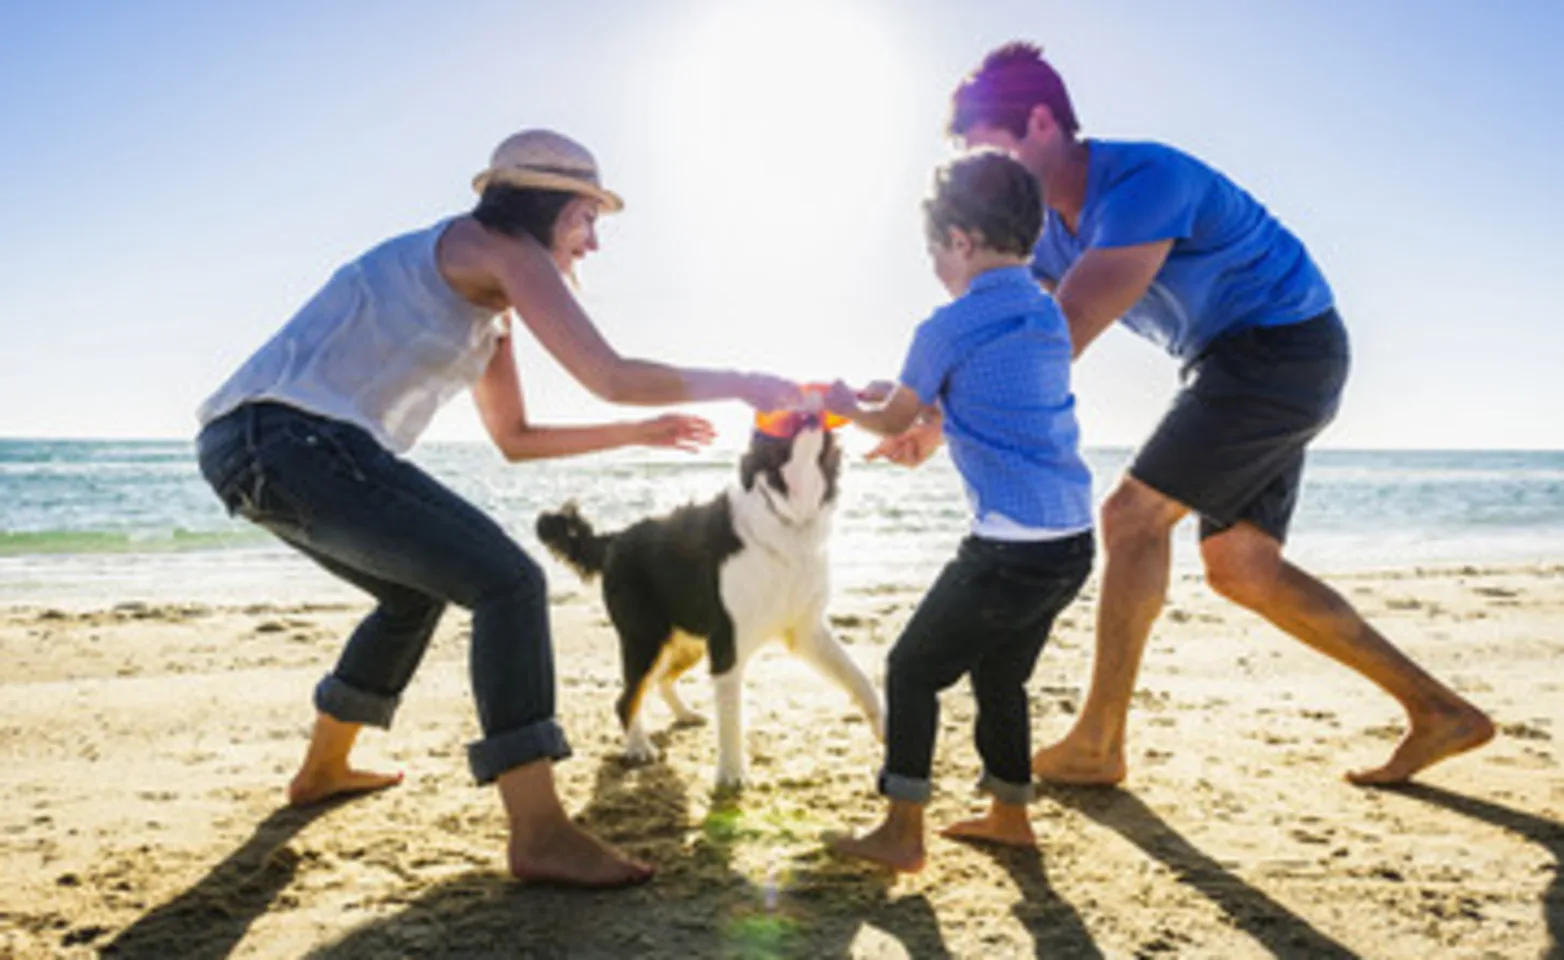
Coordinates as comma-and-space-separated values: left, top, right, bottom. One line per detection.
473, 184, 577, 247
923, 150, 1043, 257
947, 41, 1080, 141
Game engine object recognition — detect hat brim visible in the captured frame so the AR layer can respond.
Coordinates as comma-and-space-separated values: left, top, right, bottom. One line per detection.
471, 168, 624, 212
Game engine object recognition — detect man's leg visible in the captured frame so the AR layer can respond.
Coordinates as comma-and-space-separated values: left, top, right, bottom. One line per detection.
1202, 523, 1494, 783
1032, 476, 1187, 784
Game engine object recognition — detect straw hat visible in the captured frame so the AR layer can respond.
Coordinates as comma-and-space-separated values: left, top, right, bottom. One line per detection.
471, 130, 624, 212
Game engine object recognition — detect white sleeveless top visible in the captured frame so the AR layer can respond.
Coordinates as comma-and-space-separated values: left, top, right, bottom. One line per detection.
198, 219, 508, 453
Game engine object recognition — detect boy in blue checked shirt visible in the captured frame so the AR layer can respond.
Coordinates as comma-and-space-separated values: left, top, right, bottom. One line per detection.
823, 151, 1094, 871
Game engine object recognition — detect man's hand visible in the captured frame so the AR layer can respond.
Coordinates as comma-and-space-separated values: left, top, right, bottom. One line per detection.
866, 416, 943, 468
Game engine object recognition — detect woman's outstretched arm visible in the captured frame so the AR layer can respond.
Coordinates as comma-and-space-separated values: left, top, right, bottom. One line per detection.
484, 231, 798, 411
471, 336, 715, 462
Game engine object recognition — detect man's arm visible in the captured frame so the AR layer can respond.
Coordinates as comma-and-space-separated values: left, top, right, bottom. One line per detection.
1055, 239, 1174, 359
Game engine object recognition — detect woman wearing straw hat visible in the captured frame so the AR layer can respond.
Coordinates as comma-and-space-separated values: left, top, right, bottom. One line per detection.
195, 129, 800, 887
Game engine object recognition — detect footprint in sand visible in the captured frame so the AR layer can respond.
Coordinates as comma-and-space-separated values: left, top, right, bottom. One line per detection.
1473, 586, 1519, 599
1500, 721, 1552, 741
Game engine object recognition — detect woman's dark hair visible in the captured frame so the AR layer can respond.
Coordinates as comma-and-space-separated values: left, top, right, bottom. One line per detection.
923, 150, 1043, 257
472, 184, 577, 247
948, 41, 1080, 141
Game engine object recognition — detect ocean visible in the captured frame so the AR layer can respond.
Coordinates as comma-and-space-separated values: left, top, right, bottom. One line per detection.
1, 439, 1562, 606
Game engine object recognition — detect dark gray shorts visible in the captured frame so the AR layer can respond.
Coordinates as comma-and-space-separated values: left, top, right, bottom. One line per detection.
1129, 311, 1350, 543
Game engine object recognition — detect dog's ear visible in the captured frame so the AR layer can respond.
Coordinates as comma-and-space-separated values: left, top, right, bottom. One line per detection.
740, 433, 791, 494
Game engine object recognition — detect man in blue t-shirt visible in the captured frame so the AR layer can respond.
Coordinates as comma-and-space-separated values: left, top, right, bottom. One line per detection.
875, 41, 1492, 787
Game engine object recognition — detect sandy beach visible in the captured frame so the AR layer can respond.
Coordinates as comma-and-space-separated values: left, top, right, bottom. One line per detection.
1, 562, 1561, 958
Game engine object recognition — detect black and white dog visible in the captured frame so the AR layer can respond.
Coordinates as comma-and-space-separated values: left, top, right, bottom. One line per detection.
537, 417, 884, 788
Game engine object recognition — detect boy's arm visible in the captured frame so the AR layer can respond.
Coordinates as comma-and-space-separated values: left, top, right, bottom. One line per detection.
825, 381, 931, 438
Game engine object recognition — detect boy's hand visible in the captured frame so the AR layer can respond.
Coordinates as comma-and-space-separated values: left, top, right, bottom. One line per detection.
866, 418, 943, 468
636, 413, 716, 452
856, 380, 897, 405
823, 380, 862, 418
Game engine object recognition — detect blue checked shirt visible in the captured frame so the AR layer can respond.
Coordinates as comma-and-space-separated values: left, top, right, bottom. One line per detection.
899, 265, 1093, 534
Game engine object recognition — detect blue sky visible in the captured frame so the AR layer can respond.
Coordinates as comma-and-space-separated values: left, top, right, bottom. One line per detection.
1, 0, 1561, 449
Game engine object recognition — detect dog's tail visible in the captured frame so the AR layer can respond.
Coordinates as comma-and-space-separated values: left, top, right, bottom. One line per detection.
535, 502, 613, 580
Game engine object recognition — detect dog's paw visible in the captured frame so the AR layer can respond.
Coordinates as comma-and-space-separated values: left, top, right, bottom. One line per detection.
713, 767, 747, 792
671, 711, 707, 729
622, 740, 660, 765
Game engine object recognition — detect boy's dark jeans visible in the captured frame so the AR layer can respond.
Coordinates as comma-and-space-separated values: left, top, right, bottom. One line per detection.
881, 532, 1094, 805
196, 401, 568, 784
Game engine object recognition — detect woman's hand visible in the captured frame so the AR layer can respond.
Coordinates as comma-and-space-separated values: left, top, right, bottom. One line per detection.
865, 416, 944, 468
634, 413, 716, 453
735, 373, 803, 412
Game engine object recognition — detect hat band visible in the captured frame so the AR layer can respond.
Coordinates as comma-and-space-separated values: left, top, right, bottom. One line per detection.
509, 162, 601, 185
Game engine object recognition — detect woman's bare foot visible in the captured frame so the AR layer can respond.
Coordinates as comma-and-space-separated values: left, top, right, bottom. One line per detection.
287, 765, 403, 807
286, 713, 401, 806
496, 757, 653, 888
1031, 736, 1127, 786
939, 802, 1036, 848
826, 824, 926, 873
1347, 702, 1496, 785
508, 821, 654, 887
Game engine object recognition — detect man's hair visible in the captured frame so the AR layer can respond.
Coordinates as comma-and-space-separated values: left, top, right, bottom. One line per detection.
473, 184, 577, 247
947, 41, 1080, 140
923, 150, 1043, 257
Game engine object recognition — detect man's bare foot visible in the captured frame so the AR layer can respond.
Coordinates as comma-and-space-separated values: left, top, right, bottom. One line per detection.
508, 821, 654, 888
287, 766, 403, 807
1347, 703, 1496, 785
1031, 738, 1127, 786
826, 823, 926, 873
940, 806, 1036, 848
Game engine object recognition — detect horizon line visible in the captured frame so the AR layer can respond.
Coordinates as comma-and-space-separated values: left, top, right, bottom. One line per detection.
1, 435, 1561, 456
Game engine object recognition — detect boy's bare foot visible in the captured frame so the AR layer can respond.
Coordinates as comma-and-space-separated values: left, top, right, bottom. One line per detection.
287, 765, 403, 807
1031, 737, 1127, 786
940, 804, 1036, 848
1348, 703, 1496, 785
508, 821, 654, 887
825, 824, 926, 873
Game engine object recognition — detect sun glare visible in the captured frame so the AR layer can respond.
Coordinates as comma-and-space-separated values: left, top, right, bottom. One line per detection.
646, 1, 926, 421
667, 2, 914, 218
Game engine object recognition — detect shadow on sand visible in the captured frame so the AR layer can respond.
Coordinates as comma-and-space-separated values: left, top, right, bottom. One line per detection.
1043, 785, 1360, 959
305, 754, 954, 959
1380, 783, 1564, 960
101, 794, 368, 959
950, 839, 1102, 959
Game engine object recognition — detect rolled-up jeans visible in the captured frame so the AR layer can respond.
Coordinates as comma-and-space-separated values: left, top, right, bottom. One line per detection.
880, 532, 1094, 805
196, 401, 569, 784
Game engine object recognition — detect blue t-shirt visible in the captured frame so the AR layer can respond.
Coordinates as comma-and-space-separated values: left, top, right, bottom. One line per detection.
899, 265, 1093, 532
1031, 140, 1334, 360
